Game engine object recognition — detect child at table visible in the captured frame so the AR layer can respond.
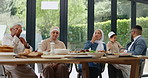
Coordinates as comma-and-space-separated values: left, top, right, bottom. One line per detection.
107, 31, 123, 53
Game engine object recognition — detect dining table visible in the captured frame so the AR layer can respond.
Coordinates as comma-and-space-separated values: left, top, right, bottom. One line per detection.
0, 55, 148, 78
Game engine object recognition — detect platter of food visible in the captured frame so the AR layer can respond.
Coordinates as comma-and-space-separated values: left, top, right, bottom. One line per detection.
68, 53, 87, 55
106, 55, 119, 58
41, 55, 64, 59
0, 45, 14, 52
66, 55, 93, 59
18, 49, 43, 57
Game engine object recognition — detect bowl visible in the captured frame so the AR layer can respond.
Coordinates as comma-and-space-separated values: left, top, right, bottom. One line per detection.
87, 52, 105, 58
106, 55, 119, 58
54, 49, 69, 55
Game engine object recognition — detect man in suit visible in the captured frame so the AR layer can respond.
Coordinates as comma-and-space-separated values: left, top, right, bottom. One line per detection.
108, 25, 147, 78
124, 25, 147, 55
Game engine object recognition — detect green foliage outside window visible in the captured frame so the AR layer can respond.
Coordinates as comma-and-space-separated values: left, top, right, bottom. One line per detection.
68, 17, 148, 49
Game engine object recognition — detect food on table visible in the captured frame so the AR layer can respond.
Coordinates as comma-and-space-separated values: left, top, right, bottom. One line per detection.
28, 52, 43, 56
98, 50, 106, 53
70, 49, 90, 53
89, 50, 96, 53
0, 45, 14, 52
18, 49, 43, 56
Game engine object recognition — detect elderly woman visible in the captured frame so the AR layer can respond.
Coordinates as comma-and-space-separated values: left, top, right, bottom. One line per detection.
41, 26, 69, 78
79, 29, 106, 78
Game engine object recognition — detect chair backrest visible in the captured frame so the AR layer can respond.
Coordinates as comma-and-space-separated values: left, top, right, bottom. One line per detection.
99, 63, 106, 73
140, 61, 145, 77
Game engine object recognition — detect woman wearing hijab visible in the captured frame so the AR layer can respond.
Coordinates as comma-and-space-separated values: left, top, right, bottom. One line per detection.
78, 29, 106, 78
41, 26, 69, 78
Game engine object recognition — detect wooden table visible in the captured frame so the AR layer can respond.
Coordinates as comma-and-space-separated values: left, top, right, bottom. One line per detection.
0, 56, 148, 78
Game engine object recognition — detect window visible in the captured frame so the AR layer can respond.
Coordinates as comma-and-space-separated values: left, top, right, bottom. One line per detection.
117, 0, 131, 47
94, 0, 111, 44
36, 0, 60, 49
0, 0, 26, 44
67, 0, 88, 50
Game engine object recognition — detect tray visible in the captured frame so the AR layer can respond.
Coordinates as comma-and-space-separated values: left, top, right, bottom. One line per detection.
66, 55, 93, 59
41, 55, 64, 59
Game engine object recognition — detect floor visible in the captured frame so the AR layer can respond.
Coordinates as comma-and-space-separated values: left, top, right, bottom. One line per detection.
0, 60, 148, 78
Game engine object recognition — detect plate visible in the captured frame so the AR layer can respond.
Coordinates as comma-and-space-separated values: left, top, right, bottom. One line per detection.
87, 52, 105, 58
41, 55, 64, 59
68, 53, 87, 55
119, 55, 133, 57
106, 55, 119, 58
0, 52, 15, 55
0, 52, 16, 58
66, 55, 93, 59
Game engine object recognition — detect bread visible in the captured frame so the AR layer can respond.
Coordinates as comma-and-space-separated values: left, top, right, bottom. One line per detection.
18, 49, 31, 56
27, 52, 43, 56
28, 52, 39, 56
18, 52, 28, 56
0, 45, 14, 52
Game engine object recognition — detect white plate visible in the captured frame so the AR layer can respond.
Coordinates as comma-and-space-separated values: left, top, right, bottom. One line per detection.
41, 55, 64, 59
106, 55, 119, 58
0, 52, 16, 58
119, 53, 132, 56
87, 52, 105, 58
0, 52, 16, 55
68, 53, 87, 55
66, 55, 93, 59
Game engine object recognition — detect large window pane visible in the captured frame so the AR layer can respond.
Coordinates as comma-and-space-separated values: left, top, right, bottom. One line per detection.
94, 0, 111, 44
117, 0, 131, 47
68, 0, 88, 50
36, 0, 60, 49
0, 0, 26, 44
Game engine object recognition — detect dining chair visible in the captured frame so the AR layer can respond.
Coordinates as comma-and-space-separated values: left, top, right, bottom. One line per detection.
39, 63, 73, 78
75, 63, 105, 78
139, 61, 146, 78
1, 65, 11, 78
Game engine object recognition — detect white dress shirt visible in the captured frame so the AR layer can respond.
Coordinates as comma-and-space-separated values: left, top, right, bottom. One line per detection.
2, 34, 32, 54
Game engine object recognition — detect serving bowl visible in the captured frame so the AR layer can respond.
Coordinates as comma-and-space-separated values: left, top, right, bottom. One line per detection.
87, 52, 105, 58
54, 49, 69, 55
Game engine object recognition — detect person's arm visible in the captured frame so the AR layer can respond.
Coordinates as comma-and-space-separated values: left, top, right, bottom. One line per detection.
127, 39, 147, 55
84, 41, 93, 49
117, 41, 123, 49
104, 43, 107, 51
41, 41, 47, 51
19, 37, 30, 49
61, 42, 66, 49
107, 42, 112, 52
2, 35, 20, 47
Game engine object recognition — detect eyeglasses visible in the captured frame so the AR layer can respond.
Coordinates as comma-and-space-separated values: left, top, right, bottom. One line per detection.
130, 30, 134, 33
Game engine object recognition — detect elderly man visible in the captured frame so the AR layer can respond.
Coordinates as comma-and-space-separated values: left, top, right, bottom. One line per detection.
108, 25, 147, 78
2, 24, 37, 78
